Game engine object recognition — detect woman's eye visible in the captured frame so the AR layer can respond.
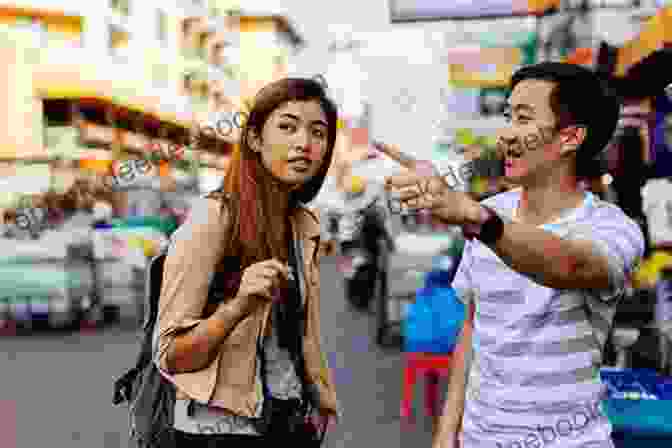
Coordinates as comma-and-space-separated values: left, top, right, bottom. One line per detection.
503, 112, 531, 124
313, 129, 326, 138
279, 123, 296, 132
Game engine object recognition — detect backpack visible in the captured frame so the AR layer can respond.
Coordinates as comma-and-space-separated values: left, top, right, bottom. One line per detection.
112, 193, 238, 447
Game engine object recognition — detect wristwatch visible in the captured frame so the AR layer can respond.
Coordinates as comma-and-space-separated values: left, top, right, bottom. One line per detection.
462, 205, 504, 245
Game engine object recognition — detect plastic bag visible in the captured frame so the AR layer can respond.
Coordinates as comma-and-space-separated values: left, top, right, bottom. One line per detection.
403, 281, 465, 354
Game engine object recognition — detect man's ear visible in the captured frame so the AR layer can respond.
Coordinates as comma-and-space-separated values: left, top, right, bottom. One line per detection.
559, 126, 587, 158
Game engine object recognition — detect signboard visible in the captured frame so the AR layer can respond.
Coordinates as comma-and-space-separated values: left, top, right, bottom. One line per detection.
389, 0, 560, 22
448, 46, 523, 88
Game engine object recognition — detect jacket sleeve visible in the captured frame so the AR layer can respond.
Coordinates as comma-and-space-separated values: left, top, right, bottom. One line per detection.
152, 197, 230, 402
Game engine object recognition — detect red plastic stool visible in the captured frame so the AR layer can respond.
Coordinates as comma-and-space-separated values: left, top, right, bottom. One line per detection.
401, 352, 454, 422
401, 300, 474, 429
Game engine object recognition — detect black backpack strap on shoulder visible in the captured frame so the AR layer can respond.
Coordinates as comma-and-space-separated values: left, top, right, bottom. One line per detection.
256, 331, 274, 431
287, 223, 317, 417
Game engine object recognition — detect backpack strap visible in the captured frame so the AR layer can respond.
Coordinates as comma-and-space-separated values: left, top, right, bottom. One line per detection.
288, 222, 317, 415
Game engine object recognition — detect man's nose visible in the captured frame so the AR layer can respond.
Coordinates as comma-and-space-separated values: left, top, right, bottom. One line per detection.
497, 131, 518, 145
495, 132, 515, 153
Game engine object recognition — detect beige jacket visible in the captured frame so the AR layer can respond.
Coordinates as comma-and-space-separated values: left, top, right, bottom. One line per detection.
153, 197, 340, 418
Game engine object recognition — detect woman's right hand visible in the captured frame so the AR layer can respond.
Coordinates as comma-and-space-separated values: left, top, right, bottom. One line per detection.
236, 259, 290, 307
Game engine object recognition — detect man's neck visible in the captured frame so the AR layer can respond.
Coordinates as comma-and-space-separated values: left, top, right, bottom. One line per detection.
517, 174, 585, 225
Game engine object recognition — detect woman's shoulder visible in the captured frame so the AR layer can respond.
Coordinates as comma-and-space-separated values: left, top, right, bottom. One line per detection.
171, 195, 232, 243
192, 194, 232, 222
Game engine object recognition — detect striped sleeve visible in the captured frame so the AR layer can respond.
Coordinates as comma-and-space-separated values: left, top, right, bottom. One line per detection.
568, 205, 645, 302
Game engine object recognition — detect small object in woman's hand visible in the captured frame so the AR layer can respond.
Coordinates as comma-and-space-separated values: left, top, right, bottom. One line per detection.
272, 287, 283, 302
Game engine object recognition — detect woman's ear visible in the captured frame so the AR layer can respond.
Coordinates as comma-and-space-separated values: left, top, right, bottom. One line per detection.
248, 129, 262, 153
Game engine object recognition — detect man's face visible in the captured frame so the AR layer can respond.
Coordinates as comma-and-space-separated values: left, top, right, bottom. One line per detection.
498, 79, 565, 185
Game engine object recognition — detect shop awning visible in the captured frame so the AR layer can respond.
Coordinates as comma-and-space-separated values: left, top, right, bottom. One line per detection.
36, 82, 193, 129
31, 48, 195, 129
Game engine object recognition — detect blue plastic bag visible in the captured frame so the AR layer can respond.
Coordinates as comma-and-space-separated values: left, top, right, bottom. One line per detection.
403, 274, 466, 354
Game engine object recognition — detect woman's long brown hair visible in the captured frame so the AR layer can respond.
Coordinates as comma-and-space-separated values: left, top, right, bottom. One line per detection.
212, 78, 338, 268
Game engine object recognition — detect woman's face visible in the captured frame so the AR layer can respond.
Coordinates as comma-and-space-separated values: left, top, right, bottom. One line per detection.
250, 100, 329, 188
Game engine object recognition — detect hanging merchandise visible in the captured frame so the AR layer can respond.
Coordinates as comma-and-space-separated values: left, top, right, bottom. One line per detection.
596, 41, 619, 78
479, 87, 508, 117
651, 92, 672, 178
350, 101, 371, 147
641, 178, 672, 249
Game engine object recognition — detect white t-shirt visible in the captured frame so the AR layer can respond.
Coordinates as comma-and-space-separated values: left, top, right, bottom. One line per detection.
454, 190, 645, 448
641, 178, 672, 247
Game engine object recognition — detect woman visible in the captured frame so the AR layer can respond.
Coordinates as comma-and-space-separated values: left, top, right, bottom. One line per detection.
154, 77, 340, 446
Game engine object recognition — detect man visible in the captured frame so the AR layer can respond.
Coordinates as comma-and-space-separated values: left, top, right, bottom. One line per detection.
381, 62, 644, 448
339, 174, 394, 251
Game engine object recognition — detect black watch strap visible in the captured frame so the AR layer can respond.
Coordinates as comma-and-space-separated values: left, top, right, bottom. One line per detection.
477, 206, 504, 245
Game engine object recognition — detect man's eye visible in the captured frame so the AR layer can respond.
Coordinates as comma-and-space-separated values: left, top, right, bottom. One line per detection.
503, 111, 512, 122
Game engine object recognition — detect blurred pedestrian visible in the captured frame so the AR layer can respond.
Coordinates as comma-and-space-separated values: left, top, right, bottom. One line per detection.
382, 62, 644, 448
154, 77, 340, 446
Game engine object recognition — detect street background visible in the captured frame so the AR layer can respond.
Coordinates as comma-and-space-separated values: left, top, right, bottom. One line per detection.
2, 255, 438, 448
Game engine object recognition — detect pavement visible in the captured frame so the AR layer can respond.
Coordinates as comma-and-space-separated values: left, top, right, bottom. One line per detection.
1, 255, 442, 448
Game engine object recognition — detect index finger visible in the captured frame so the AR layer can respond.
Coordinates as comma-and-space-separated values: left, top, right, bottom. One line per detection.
372, 141, 417, 170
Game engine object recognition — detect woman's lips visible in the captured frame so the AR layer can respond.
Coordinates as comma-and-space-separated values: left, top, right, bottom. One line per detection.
288, 159, 311, 170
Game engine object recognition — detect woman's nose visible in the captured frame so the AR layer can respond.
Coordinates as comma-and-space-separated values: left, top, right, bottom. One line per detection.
292, 128, 311, 149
